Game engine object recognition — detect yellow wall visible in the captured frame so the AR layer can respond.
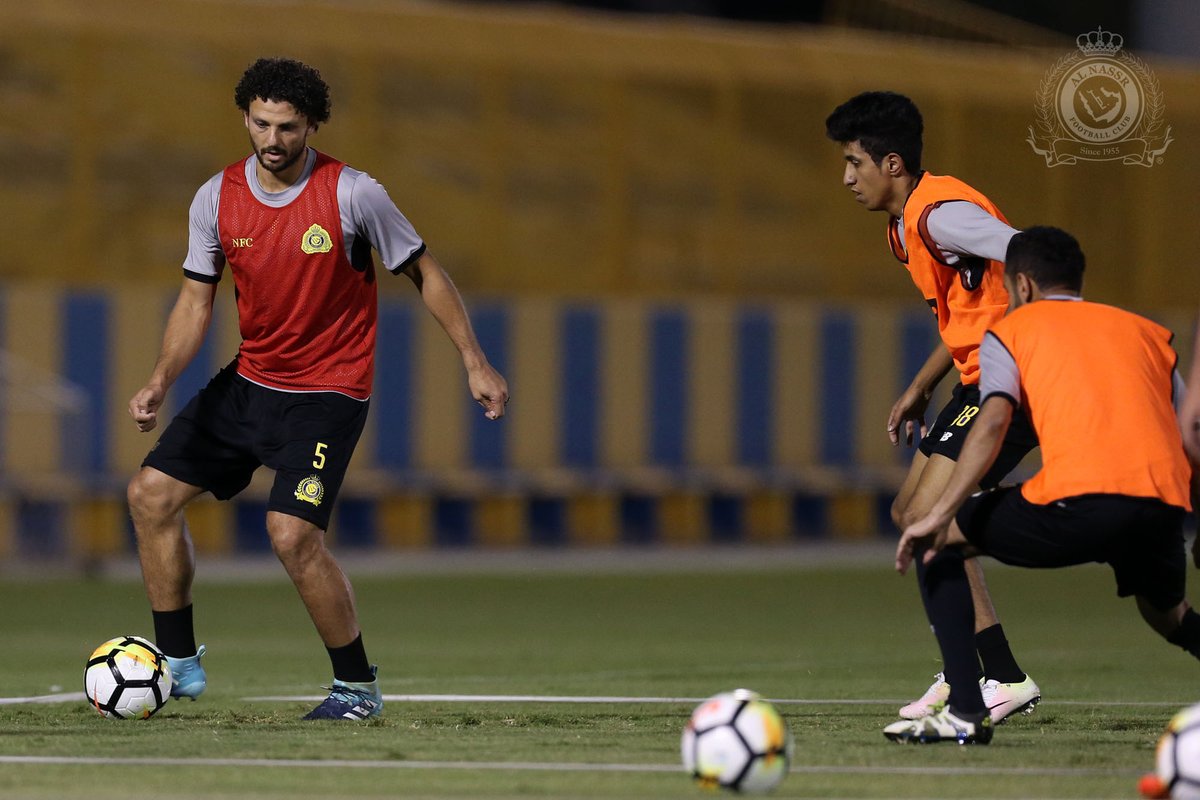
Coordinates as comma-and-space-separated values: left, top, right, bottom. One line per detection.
1, 0, 1197, 311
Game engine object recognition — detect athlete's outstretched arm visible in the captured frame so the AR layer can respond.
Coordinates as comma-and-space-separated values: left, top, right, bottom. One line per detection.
128, 277, 217, 433
923, 202, 1017, 263
1180, 320, 1200, 464
889, 345, 954, 446
402, 251, 509, 420
895, 396, 1012, 574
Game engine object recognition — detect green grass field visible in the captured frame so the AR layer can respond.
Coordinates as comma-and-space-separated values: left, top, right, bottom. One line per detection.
0, 546, 1191, 798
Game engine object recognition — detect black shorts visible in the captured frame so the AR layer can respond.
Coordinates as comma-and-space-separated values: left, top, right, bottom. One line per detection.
143, 362, 369, 531
919, 382, 1038, 488
956, 486, 1188, 612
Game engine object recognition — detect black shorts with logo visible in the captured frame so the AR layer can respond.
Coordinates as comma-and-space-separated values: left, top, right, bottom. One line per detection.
956, 486, 1188, 612
143, 362, 369, 531
919, 382, 1039, 488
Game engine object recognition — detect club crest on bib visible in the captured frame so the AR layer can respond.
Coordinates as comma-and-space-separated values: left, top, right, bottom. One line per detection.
294, 475, 325, 506
301, 224, 333, 254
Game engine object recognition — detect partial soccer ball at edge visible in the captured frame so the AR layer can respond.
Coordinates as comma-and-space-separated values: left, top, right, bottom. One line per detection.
84, 635, 172, 719
681, 689, 793, 794
1145, 702, 1200, 799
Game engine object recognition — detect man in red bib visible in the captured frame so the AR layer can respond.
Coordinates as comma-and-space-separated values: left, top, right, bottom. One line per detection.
126, 58, 508, 720
826, 92, 1040, 724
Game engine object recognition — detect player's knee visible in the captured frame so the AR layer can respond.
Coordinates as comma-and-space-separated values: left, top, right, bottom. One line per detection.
268, 528, 307, 563
895, 503, 930, 532
267, 519, 325, 565
126, 470, 177, 525
1138, 595, 1187, 640
890, 498, 908, 529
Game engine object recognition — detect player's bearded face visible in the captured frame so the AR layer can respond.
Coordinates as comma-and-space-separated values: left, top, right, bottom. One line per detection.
244, 98, 315, 177
254, 139, 305, 174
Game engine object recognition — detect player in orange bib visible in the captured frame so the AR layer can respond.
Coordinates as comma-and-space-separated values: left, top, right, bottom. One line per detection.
888, 227, 1200, 744
826, 92, 1040, 724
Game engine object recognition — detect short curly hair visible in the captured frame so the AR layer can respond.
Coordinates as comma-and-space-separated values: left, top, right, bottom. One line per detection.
825, 91, 923, 173
234, 58, 331, 124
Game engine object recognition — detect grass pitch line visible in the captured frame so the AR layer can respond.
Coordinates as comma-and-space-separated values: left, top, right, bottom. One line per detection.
242, 693, 898, 705
0, 755, 1140, 778
245, 693, 889, 704
1, 691, 1187, 708
242, 692, 1193, 708
0, 691, 85, 706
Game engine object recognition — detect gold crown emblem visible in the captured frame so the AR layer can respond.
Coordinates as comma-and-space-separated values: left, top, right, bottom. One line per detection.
301, 224, 333, 255
294, 475, 324, 506
1076, 27, 1123, 55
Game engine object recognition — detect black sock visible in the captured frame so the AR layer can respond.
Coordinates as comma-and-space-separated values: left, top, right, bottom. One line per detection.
976, 623, 1025, 684
328, 633, 374, 683
1167, 608, 1200, 659
917, 549, 985, 715
152, 605, 197, 658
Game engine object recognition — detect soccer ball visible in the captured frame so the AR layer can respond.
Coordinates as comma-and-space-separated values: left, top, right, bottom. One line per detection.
681, 689, 793, 794
1146, 703, 1200, 799
84, 635, 172, 719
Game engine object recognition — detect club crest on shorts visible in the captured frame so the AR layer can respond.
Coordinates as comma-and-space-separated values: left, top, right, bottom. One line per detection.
294, 475, 325, 506
301, 224, 333, 254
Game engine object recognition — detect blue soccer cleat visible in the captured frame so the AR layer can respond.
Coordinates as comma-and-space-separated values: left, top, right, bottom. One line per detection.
165, 644, 207, 700
303, 665, 382, 721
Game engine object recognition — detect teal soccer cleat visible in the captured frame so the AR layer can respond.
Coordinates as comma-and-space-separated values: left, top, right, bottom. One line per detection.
165, 644, 207, 700
303, 666, 382, 721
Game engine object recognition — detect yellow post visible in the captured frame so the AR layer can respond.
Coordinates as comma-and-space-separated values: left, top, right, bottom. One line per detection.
378, 492, 434, 549
184, 499, 233, 556
660, 490, 707, 545
830, 490, 877, 540
0, 492, 14, 558
567, 492, 620, 546
476, 493, 526, 548
69, 496, 128, 558
745, 490, 793, 543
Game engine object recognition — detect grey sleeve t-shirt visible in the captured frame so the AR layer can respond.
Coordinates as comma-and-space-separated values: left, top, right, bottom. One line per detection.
182, 149, 425, 282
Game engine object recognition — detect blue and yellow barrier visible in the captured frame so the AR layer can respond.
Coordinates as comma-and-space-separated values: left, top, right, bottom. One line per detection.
2, 285, 1193, 555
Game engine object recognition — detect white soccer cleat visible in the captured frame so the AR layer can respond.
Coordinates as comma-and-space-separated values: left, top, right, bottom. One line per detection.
981, 674, 1041, 724
898, 672, 949, 720
884, 705, 994, 745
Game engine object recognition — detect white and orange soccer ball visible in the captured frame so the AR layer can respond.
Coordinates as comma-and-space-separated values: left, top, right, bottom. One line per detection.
84, 635, 172, 720
681, 689, 793, 794
1141, 703, 1200, 799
